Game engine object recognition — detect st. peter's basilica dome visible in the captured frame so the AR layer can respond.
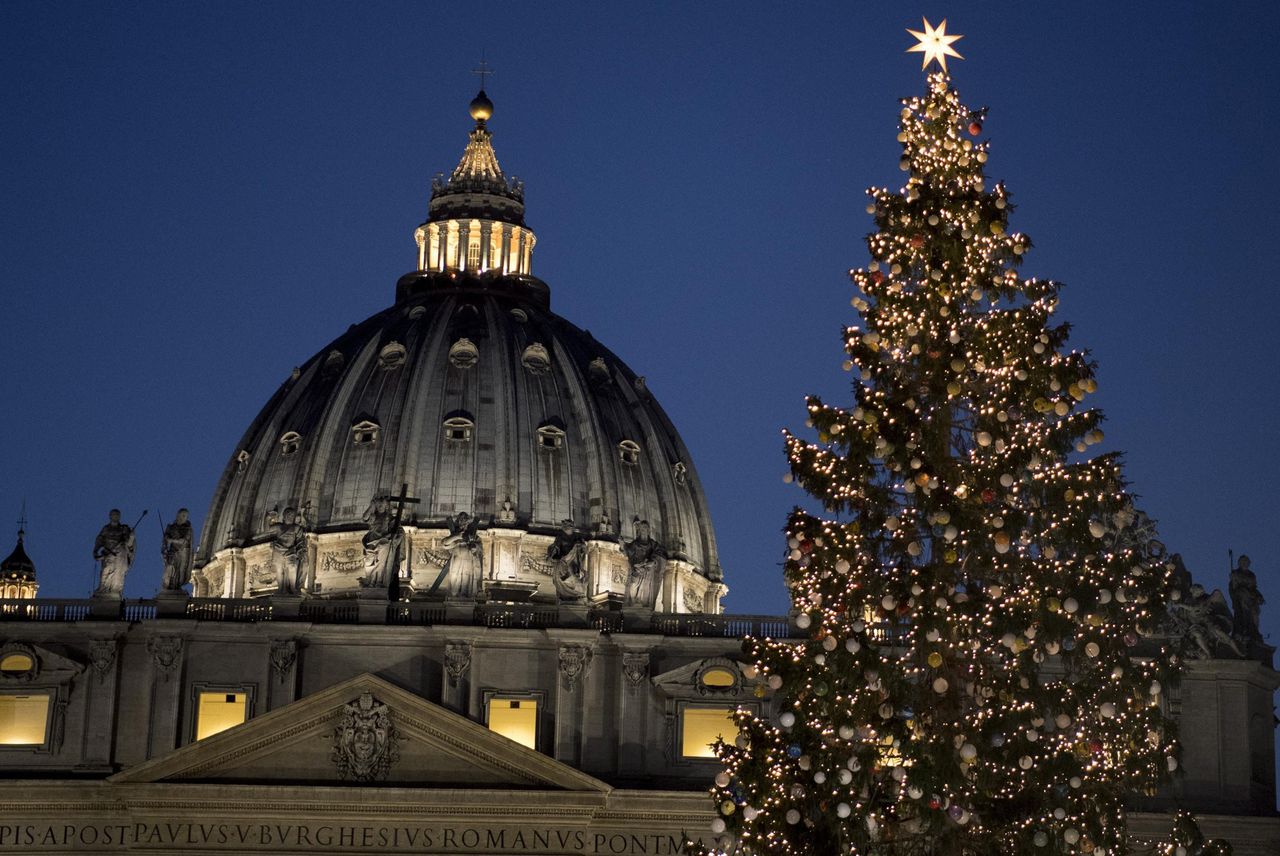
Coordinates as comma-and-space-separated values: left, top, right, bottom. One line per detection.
194, 92, 725, 615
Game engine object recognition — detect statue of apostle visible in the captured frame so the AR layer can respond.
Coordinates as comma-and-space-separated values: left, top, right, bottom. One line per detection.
160, 508, 194, 591
268, 505, 309, 595
440, 512, 483, 599
623, 520, 666, 609
93, 509, 136, 596
361, 496, 404, 589
1229, 554, 1265, 646
547, 519, 587, 602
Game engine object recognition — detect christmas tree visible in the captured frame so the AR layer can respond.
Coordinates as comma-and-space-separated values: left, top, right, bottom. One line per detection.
703, 26, 1187, 856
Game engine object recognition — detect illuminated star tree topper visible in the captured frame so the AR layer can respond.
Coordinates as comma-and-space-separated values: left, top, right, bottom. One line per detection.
907, 17, 964, 71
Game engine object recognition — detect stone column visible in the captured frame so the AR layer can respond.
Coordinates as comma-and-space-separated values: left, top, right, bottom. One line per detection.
78, 636, 122, 771
145, 634, 185, 758
226, 548, 246, 598
617, 649, 651, 776
554, 641, 593, 767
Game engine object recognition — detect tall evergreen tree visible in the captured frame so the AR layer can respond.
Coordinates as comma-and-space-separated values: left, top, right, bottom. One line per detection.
703, 69, 1186, 855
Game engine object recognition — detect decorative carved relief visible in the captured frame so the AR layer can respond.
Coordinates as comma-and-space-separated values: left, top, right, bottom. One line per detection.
682, 588, 705, 614
331, 692, 400, 782
88, 639, 117, 681
320, 548, 364, 575
444, 642, 472, 687
146, 635, 183, 681
622, 652, 649, 690
558, 644, 593, 692
269, 639, 297, 682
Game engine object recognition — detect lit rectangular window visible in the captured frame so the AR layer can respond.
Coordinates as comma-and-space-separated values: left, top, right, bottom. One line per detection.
196, 691, 248, 740
487, 697, 538, 749
681, 706, 738, 759
0, 694, 49, 745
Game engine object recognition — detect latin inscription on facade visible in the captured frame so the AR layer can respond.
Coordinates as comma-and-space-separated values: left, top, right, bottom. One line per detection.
0, 822, 716, 854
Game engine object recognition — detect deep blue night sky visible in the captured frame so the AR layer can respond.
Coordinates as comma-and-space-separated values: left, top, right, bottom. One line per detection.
1, 1, 1277, 650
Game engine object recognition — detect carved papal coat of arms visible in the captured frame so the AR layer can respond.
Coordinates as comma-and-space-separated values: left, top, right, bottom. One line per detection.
331, 692, 400, 782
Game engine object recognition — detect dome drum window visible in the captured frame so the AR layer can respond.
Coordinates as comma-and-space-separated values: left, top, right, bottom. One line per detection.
536, 423, 565, 450
278, 432, 302, 457
618, 440, 641, 466
449, 338, 479, 369
351, 420, 380, 446
443, 415, 475, 443
521, 343, 551, 375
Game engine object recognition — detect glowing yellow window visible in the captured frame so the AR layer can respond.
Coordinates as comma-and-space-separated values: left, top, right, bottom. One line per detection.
681, 706, 738, 759
0, 653, 34, 676
196, 691, 248, 740
0, 694, 49, 745
701, 667, 736, 689
487, 698, 537, 749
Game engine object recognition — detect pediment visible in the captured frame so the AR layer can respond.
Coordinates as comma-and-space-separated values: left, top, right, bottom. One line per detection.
109, 673, 609, 792
652, 656, 751, 699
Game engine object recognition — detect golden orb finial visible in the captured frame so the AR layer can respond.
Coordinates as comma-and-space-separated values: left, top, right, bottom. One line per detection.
469, 90, 494, 124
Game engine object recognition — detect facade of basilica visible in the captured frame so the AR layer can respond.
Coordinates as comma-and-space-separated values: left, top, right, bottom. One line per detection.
0, 91, 1275, 854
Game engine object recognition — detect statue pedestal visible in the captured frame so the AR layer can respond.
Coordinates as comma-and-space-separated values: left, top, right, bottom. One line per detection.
558, 603, 591, 628
89, 594, 122, 619
623, 607, 654, 633
154, 591, 190, 618
356, 588, 389, 623
272, 595, 304, 620
444, 599, 477, 624
484, 579, 540, 603
591, 591, 625, 610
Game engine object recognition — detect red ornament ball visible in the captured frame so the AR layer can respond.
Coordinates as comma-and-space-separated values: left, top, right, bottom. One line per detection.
910, 235, 925, 249
871, 270, 885, 284
981, 488, 996, 503
968, 121, 982, 136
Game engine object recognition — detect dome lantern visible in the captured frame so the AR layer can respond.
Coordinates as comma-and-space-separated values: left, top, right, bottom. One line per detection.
414, 90, 536, 278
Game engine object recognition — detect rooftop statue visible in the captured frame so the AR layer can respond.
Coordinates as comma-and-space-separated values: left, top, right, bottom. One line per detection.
267, 504, 310, 595
1229, 554, 1265, 648
93, 509, 138, 596
360, 496, 403, 590
547, 519, 586, 602
159, 508, 194, 592
624, 519, 666, 609
1166, 554, 1244, 659
439, 512, 483, 599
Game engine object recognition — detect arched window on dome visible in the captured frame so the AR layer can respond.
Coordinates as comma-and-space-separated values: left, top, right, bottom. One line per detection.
536, 422, 565, 451
466, 220, 482, 270
618, 440, 641, 466
443, 415, 474, 443
351, 419, 380, 447
278, 431, 302, 457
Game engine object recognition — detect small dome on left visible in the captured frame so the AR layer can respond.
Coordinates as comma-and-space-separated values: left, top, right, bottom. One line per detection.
0, 529, 38, 599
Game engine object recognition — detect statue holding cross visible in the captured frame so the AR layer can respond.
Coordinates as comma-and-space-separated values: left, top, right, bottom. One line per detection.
361, 484, 419, 590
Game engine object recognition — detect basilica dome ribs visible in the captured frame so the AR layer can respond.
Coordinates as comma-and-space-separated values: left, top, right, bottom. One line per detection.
194, 93, 725, 614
